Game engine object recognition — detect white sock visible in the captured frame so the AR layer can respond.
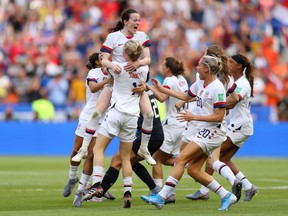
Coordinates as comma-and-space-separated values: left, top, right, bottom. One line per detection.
158, 176, 178, 199
76, 171, 90, 193
236, 171, 252, 190
92, 166, 104, 184
199, 185, 209, 194
167, 184, 177, 196
140, 112, 153, 150
69, 165, 78, 179
206, 179, 229, 199
153, 179, 163, 188
123, 176, 133, 194
82, 110, 102, 150
212, 160, 236, 185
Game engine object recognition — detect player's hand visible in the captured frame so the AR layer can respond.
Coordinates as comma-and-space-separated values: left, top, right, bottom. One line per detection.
175, 100, 186, 112
176, 110, 193, 122
132, 83, 146, 93
124, 61, 139, 72
112, 64, 122, 74
105, 77, 114, 85
151, 78, 162, 91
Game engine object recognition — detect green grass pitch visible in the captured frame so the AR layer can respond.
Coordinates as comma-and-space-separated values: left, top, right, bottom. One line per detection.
0, 157, 287, 216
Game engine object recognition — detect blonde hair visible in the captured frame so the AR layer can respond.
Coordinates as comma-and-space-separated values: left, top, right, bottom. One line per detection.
123, 40, 143, 62
201, 55, 223, 75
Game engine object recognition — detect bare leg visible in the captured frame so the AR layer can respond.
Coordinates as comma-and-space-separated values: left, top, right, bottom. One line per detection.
72, 87, 112, 162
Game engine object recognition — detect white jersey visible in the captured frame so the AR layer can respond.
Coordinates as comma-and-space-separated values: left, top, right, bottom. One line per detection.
228, 75, 253, 135
162, 75, 189, 127
101, 30, 151, 63
188, 79, 227, 129
79, 68, 108, 120
108, 62, 149, 116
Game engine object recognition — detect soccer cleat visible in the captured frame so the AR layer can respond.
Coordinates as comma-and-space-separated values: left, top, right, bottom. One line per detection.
244, 185, 258, 201
186, 190, 210, 201
138, 148, 156, 165
140, 194, 165, 209
63, 177, 79, 197
149, 185, 161, 196
73, 190, 83, 207
104, 191, 116, 200
82, 183, 104, 201
123, 191, 132, 208
88, 196, 104, 202
72, 147, 88, 162
218, 192, 237, 211
165, 194, 176, 204
232, 179, 242, 202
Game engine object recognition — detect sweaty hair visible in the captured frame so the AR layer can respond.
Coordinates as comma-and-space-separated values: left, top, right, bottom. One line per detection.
231, 54, 255, 97
206, 44, 229, 85
201, 55, 223, 75
123, 40, 143, 62
86, 53, 99, 69
109, 8, 139, 33
165, 57, 185, 76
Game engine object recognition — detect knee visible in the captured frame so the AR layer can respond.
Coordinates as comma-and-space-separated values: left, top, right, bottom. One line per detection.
187, 168, 198, 179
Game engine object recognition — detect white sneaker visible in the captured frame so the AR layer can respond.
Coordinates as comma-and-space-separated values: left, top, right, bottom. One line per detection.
72, 147, 88, 162
138, 148, 156, 165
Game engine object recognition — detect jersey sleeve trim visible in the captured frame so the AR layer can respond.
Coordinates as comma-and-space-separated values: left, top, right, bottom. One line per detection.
188, 89, 196, 97
228, 83, 237, 93
100, 45, 112, 53
143, 40, 151, 47
214, 102, 227, 108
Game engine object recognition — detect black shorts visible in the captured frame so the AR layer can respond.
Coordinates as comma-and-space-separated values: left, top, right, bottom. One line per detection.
132, 129, 164, 156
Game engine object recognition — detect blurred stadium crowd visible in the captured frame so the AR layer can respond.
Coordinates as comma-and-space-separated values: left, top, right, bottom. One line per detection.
0, 0, 288, 121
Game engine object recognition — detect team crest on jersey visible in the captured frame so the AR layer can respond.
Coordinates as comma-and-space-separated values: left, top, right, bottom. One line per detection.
145, 33, 149, 39
235, 86, 242, 94
218, 93, 224, 101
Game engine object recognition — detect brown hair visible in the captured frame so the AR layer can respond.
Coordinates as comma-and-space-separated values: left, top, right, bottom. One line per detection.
231, 54, 255, 97
206, 44, 229, 85
109, 8, 139, 33
165, 57, 185, 76
85, 53, 100, 69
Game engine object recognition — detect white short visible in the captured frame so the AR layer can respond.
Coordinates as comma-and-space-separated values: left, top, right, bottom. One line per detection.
160, 124, 185, 155
182, 120, 198, 144
75, 118, 99, 137
227, 128, 250, 148
98, 107, 137, 142
192, 127, 227, 156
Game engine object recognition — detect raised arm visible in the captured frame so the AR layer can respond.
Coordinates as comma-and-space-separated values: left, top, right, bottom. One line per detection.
101, 52, 122, 73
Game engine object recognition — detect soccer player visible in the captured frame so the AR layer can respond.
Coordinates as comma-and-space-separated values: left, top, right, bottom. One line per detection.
82, 40, 149, 208
219, 53, 258, 201
63, 52, 113, 199
72, 8, 155, 165
93, 87, 164, 204
141, 55, 238, 211
146, 56, 188, 203
186, 44, 242, 201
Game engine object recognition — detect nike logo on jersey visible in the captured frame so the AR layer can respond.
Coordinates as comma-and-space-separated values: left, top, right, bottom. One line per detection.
118, 43, 124, 46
